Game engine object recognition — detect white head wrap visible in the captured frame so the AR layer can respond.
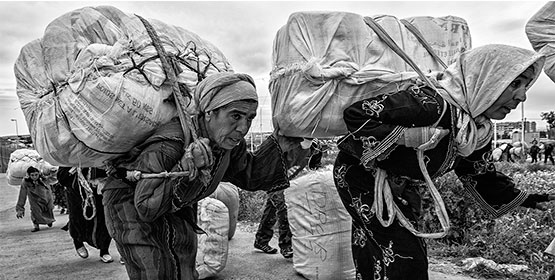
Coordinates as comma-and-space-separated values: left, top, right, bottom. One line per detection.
429, 44, 544, 156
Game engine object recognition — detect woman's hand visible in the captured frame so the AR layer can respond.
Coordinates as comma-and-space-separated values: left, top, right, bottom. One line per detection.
16, 211, 24, 219
397, 126, 449, 151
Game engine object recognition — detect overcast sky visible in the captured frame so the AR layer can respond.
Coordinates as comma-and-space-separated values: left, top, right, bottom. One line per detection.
0, 1, 554, 136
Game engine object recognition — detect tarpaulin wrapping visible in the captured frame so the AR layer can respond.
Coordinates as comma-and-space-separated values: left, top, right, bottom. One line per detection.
14, 6, 232, 166
270, 11, 471, 137
526, 2, 555, 83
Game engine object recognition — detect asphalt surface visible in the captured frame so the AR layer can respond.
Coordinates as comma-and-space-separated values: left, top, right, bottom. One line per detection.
0, 173, 480, 280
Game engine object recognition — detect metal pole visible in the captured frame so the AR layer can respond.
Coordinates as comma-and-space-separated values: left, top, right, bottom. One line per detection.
10, 119, 18, 137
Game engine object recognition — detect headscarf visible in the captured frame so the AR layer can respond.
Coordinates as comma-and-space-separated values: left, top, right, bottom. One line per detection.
193, 72, 258, 114
429, 44, 545, 157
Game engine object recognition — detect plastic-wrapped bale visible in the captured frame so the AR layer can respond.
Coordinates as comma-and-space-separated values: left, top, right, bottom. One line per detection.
284, 167, 356, 280
209, 181, 240, 240
196, 197, 229, 280
6, 148, 57, 186
269, 11, 471, 138
14, 5, 232, 167
526, 2, 555, 83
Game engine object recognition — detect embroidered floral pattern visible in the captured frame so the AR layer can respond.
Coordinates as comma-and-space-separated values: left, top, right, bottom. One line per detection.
353, 227, 367, 248
334, 164, 348, 189
362, 97, 386, 117
351, 196, 373, 224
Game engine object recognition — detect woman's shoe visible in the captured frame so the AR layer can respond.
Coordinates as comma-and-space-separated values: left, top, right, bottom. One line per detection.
100, 254, 114, 263
76, 246, 89, 258
31, 227, 40, 232
47, 223, 53, 227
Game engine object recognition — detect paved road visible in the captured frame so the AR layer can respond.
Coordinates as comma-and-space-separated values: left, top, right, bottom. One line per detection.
0, 174, 480, 280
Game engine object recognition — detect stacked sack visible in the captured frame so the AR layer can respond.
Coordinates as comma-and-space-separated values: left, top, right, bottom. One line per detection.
285, 166, 355, 280
196, 182, 240, 279
6, 149, 58, 185
14, 5, 232, 167
270, 11, 471, 137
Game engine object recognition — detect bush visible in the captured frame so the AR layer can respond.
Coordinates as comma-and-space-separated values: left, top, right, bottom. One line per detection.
424, 162, 555, 279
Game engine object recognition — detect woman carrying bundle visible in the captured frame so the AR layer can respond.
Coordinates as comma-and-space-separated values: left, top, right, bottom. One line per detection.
333, 44, 555, 279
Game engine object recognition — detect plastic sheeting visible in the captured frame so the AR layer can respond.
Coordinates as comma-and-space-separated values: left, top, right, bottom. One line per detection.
196, 197, 230, 279
14, 5, 232, 167
209, 182, 240, 240
526, 2, 555, 83
270, 11, 471, 137
284, 167, 356, 280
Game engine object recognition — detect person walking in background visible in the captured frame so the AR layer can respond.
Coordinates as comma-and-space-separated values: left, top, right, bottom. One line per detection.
334, 45, 555, 279
57, 167, 115, 263
51, 181, 69, 214
530, 140, 540, 163
544, 142, 554, 165
15, 166, 55, 232
254, 139, 323, 258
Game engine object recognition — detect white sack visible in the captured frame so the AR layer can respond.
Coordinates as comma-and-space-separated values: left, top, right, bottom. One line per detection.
209, 182, 240, 240
6, 149, 58, 186
196, 197, 229, 279
270, 12, 471, 137
14, 5, 232, 167
284, 167, 356, 280
526, 2, 555, 83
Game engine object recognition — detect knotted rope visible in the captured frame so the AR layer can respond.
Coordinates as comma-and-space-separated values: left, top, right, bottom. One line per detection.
131, 15, 213, 184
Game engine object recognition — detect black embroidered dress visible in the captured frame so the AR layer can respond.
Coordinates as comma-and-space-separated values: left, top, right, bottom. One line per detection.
334, 85, 543, 280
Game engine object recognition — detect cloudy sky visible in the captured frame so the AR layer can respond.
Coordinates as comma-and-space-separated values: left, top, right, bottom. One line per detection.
0, 1, 554, 136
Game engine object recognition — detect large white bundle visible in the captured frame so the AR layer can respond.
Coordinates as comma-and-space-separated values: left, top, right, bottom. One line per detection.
14, 6, 232, 167
526, 2, 555, 83
196, 197, 229, 280
6, 149, 58, 186
270, 11, 471, 137
209, 182, 240, 240
284, 167, 355, 280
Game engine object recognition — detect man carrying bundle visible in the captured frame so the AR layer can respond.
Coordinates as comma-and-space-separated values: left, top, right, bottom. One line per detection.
102, 72, 306, 280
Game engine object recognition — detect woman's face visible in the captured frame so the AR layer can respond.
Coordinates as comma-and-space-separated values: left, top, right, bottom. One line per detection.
483, 69, 535, 120
206, 100, 258, 150
29, 172, 40, 181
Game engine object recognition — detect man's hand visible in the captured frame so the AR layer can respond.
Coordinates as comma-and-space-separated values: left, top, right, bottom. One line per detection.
16, 211, 24, 219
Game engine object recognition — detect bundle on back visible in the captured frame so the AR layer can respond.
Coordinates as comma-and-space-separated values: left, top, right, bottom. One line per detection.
526, 2, 555, 83
270, 11, 471, 138
14, 6, 232, 167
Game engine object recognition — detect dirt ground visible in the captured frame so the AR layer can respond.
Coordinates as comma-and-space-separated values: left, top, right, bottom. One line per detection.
0, 174, 481, 280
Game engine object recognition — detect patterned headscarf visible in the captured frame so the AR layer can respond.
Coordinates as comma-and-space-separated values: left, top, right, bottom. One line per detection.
193, 72, 258, 113
429, 44, 544, 157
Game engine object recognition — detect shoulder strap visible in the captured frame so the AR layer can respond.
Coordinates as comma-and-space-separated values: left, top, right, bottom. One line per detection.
363, 17, 439, 91
400, 19, 448, 69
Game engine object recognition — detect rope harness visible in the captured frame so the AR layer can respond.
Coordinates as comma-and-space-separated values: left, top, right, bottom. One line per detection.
116, 15, 214, 183
364, 17, 452, 239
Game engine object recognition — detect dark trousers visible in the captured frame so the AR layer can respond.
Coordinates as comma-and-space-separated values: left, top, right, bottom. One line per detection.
334, 152, 429, 280
545, 152, 554, 165
254, 190, 292, 250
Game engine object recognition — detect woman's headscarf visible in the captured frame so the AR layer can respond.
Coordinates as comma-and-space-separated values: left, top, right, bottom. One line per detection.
430, 44, 545, 157
193, 72, 258, 114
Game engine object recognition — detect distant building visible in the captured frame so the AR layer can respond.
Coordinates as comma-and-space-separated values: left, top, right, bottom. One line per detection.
495, 121, 537, 139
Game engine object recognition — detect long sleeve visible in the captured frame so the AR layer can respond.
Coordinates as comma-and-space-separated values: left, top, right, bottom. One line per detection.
16, 183, 28, 213
454, 143, 529, 218
131, 139, 183, 222
341, 86, 445, 163
223, 135, 289, 193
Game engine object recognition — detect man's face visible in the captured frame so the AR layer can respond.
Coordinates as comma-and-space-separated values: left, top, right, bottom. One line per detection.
206, 100, 258, 150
